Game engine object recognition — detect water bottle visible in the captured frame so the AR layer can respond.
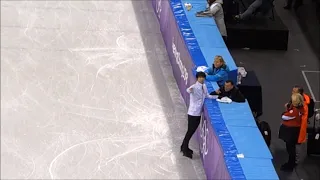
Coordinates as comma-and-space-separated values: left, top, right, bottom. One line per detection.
237, 72, 242, 85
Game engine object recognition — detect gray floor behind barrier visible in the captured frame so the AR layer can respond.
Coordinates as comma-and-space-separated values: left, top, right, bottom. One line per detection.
230, 0, 320, 180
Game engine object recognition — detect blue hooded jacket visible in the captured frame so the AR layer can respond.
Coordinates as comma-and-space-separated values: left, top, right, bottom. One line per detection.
205, 64, 229, 86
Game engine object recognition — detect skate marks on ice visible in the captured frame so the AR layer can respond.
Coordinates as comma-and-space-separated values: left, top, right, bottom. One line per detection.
1, 0, 205, 179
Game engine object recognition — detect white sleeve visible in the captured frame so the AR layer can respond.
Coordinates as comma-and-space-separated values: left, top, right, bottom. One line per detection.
186, 84, 195, 94
209, 3, 221, 15
281, 110, 297, 121
204, 84, 218, 99
281, 115, 296, 121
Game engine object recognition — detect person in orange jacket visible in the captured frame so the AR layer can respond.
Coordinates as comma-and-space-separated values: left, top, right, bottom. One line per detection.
286, 85, 311, 165
280, 93, 304, 172
290, 85, 310, 144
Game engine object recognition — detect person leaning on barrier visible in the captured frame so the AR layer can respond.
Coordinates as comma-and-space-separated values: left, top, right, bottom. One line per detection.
210, 80, 246, 103
279, 93, 304, 172
234, 0, 274, 21
204, 55, 229, 87
181, 72, 217, 159
206, 0, 228, 42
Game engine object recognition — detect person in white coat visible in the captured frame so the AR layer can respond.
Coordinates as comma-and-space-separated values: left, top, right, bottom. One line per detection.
207, 0, 227, 43
181, 72, 217, 159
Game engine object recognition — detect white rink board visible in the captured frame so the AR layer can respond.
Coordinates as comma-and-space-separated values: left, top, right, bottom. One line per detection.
1, 1, 205, 179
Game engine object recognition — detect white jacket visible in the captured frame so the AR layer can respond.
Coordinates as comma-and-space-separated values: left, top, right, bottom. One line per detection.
209, 0, 227, 37
186, 81, 216, 116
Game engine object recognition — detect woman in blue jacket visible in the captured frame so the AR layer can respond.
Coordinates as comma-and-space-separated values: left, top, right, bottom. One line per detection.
205, 55, 229, 86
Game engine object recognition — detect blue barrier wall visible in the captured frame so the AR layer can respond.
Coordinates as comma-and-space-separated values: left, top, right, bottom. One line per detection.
152, 0, 279, 179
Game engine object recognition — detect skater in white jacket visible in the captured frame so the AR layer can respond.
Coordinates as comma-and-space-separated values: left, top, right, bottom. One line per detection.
207, 0, 227, 43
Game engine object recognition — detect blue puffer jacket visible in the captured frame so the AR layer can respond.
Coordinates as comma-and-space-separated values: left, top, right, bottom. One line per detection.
205, 65, 229, 86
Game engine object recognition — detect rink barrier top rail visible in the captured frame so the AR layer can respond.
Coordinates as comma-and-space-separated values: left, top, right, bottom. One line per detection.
152, 0, 279, 179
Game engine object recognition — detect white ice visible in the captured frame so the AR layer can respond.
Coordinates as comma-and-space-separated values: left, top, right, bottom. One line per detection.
1, 1, 205, 179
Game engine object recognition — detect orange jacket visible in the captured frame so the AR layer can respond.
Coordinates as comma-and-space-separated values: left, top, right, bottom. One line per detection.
298, 94, 310, 143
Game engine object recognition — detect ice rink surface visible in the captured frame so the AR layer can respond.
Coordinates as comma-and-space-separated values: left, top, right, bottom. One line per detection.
1, 1, 206, 179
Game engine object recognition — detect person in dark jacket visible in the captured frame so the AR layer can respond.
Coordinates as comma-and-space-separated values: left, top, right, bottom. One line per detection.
210, 80, 245, 103
279, 93, 304, 172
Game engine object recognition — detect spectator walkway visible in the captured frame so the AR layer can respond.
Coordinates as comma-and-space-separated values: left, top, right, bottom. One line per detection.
230, 0, 320, 179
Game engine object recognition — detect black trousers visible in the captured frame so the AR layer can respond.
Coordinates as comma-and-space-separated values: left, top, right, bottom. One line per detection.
286, 142, 297, 166
287, 0, 303, 8
182, 115, 201, 150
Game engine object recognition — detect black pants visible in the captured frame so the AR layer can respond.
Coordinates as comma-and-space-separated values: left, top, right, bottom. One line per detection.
287, 0, 303, 8
182, 115, 201, 150
286, 142, 297, 166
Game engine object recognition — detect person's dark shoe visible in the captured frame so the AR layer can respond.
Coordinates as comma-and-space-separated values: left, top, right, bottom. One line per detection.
183, 151, 193, 159
180, 145, 193, 154
234, 15, 240, 20
233, 15, 241, 23
283, 5, 291, 10
280, 163, 294, 172
293, 5, 301, 12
